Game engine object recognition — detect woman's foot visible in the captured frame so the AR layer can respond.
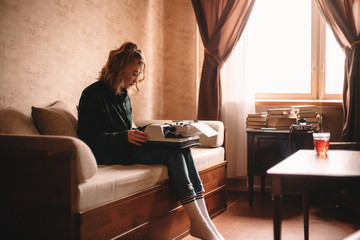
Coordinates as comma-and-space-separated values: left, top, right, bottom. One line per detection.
196, 195, 225, 240
182, 198, 220, 240
189, 219, 219, 240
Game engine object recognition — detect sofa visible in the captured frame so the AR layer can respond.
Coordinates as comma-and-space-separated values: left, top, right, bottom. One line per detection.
0, 100, 227, 240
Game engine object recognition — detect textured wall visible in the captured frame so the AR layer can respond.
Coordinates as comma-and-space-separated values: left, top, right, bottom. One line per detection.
0, 0, 198, 120
162, 0, 198, 119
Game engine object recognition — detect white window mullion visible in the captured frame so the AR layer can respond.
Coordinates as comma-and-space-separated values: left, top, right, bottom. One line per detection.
313, 0, 326, 100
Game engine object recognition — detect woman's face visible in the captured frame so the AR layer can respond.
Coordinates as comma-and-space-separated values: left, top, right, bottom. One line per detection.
123, 62, 143, 89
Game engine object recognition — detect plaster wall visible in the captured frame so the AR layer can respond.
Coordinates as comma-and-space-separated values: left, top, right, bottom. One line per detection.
0, 0, 198, 120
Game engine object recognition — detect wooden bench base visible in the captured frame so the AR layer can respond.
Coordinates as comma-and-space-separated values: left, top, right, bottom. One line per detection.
78, 161, 227, 240
1, 135, 227, 240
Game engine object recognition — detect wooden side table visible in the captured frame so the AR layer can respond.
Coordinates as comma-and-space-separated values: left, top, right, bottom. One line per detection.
267, 150, 360, 240
247, 129, 290, 206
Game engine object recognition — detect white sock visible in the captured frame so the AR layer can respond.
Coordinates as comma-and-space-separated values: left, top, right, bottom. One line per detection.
181, 197, 219, 240
196, 195, 225, 240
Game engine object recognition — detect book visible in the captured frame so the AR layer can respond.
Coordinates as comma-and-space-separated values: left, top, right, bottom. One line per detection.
291, 105, 316, 113
267, 125, 293, 129
267, 113, 297, 119
246, 121, 267, 126
303, 116, 320, 123
297, 111, 318, 118
246, 117, 267, 122
270, 126, 291, 130
247, 112, 268, 118
246, 125, 263, 129
267, 118, 296, 127
297, 113, 321, 123
267, 108, 292, 115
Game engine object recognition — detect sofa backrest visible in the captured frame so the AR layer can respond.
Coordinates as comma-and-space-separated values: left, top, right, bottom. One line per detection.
0, 108, 40, 135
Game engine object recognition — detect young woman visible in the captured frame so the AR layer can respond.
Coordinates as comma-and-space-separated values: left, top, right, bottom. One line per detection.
77, 42, 224, 240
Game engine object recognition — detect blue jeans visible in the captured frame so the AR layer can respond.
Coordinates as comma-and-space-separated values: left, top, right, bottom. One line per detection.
132, 146, 204, 201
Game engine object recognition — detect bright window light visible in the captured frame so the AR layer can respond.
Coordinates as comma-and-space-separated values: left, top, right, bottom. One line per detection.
245, 0, 312, 94
325, 25, 345, 95
241, 0, 344, 100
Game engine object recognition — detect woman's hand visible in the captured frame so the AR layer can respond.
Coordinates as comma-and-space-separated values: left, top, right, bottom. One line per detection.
128, 130, 149, 146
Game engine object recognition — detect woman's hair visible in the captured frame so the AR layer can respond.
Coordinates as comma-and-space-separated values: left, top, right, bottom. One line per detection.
99, 42, 145, 94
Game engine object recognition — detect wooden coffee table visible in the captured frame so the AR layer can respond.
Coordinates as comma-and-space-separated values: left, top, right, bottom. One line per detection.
267, 149, 360, 240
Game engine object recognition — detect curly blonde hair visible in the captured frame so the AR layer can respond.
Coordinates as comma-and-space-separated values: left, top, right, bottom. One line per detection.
99, 42, 145, 94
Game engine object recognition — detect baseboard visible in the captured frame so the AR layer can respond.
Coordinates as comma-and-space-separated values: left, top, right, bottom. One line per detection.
227, 177, 273, 192
226, 177, 247, 192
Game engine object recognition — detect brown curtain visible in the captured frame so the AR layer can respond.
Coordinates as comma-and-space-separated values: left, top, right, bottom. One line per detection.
315, 0, 360, 141
191, 0, 256, 120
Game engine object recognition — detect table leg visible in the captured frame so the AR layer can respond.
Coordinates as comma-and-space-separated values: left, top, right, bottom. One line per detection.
303, 191, 309, 240
248, 176, 254, 207
261, 175, 265, 198
272, 194, 282, 240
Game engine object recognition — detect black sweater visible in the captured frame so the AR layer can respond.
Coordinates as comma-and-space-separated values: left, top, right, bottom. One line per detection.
77, 80, 134, 165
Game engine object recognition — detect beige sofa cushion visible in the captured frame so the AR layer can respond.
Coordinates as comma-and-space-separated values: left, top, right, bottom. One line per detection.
32, 100, 78, 137
77, 164, 169, 211
190, 147, 225, 171
198, 121, 224, 147
70, 136, 98, 182
0, 108, 39, 135
76, 146, 224, 211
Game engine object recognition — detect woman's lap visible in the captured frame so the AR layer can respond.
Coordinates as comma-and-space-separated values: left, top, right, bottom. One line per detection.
132, 146, 204, 200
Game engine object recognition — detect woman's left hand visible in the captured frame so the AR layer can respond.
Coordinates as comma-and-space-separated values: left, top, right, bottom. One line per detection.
128, 130, 149, 146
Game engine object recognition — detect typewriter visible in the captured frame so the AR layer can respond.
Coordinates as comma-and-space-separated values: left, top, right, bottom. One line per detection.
137, 121, 218, 148
289, 118, 318, 133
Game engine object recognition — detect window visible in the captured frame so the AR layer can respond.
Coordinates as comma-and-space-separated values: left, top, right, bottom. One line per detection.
324, 24, 345, 96
243, 0, 344, 100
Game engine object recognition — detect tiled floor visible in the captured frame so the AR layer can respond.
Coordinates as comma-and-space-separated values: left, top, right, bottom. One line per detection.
182, 191, 360, 240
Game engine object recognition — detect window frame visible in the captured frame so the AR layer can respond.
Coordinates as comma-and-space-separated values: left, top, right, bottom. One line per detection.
254, 1, 342, 101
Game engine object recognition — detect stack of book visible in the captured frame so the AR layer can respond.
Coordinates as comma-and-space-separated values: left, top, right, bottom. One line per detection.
266, 108, 297, 130
246, 112, 267, 129
246, 105, 321, 130
291, 105, 321, 128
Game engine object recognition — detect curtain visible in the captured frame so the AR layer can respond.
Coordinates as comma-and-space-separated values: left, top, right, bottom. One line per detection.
315, 0, 360, 141
221, 40, 255, 177
191, 0, 256, 120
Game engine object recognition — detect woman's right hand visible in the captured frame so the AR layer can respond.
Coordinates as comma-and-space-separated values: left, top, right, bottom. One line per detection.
128, 130, 149, 146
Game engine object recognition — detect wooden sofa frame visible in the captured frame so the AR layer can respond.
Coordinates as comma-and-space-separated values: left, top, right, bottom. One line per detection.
0, 131, 227, 240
